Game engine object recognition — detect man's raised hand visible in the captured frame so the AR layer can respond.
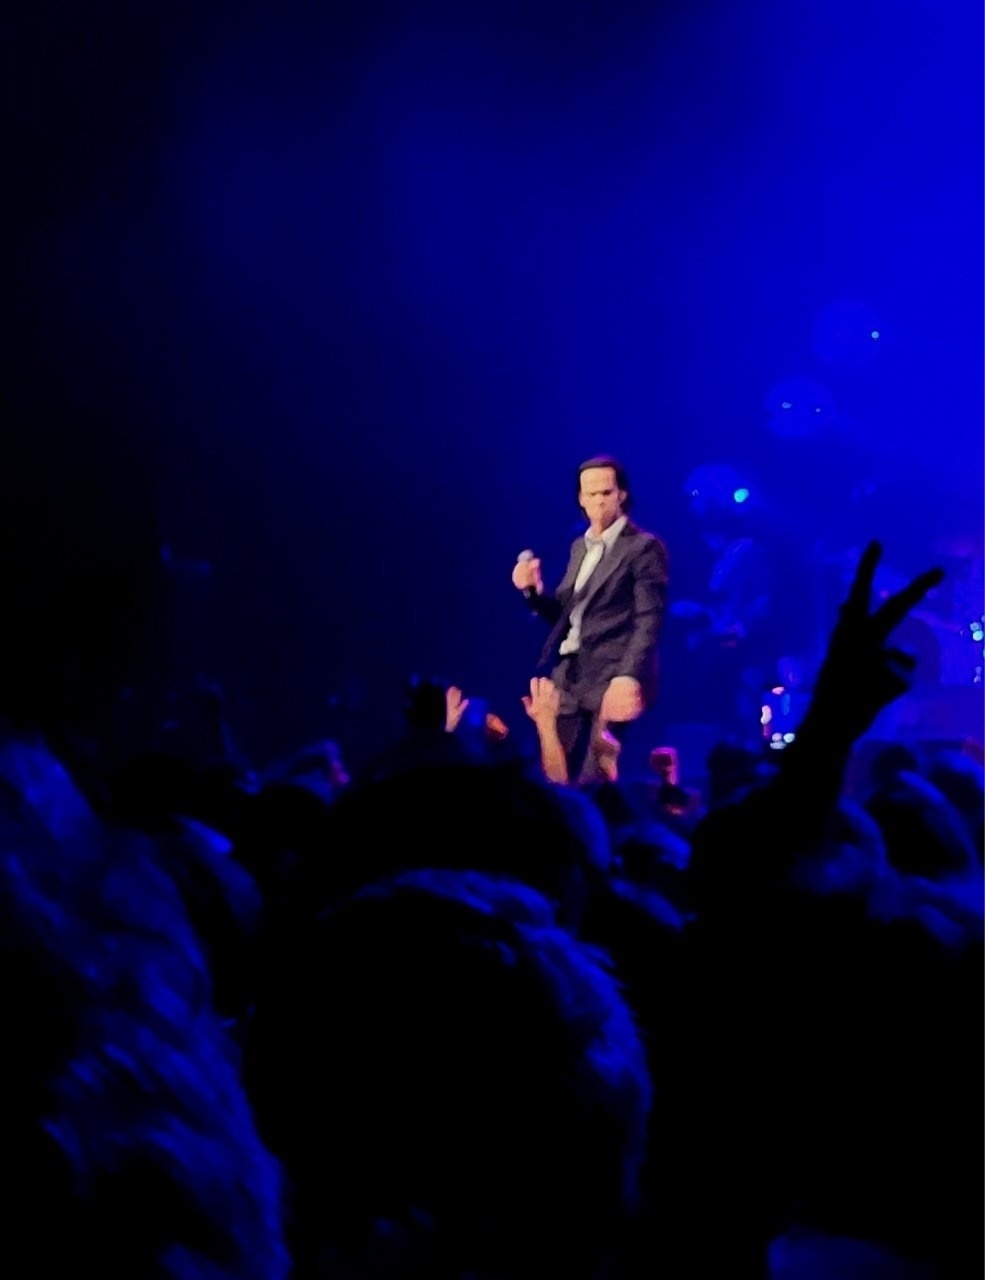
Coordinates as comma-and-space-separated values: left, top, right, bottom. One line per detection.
810, 540, 944, 742
521, 677, 561, 725
511, 555, 543, 594
600, 675, 644, 724
444, 686, 471, 733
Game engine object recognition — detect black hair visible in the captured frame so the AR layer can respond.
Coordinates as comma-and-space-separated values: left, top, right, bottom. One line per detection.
577, 456, 631, 513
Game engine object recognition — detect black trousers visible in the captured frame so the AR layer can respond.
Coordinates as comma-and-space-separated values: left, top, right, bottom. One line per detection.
551, 652, 632, 783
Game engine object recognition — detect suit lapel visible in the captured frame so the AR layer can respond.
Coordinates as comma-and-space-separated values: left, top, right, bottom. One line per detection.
539, 524, 635, 671
539, 540, 587, 665
578, 523, 636, 608
557, 538, 588, 601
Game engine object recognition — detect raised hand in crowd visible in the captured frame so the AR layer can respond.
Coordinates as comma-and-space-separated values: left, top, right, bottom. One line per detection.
444, 685, 471, 733
522, 677, 568, 785
807, 540, 944, 745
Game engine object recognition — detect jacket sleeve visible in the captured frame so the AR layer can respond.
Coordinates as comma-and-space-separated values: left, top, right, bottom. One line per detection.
616, 537, 669, 681
527, 590, 564, 626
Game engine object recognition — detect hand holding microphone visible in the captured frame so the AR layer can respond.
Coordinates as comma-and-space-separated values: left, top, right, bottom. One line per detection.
512, 549, 543, 600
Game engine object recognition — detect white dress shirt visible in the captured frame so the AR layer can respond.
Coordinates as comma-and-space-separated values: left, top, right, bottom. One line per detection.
558, 515, 627, 656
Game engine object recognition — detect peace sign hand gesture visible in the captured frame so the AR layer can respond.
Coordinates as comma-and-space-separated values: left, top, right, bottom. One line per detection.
810, 540, 944, 743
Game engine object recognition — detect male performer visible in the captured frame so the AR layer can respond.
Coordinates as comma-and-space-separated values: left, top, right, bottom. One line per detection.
512, 456, 669, 780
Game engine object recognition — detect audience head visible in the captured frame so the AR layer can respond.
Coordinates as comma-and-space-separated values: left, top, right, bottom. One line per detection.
318, 762, 606, 926
247, 869, 652, 1280
0, 751, 287, 1278
868, 742, 922, 793
926, 749, 985, 862
865, 772, 978, 882
706, 740, 776, 808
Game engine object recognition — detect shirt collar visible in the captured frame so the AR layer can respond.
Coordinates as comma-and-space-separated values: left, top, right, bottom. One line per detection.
585, 514, 627, 550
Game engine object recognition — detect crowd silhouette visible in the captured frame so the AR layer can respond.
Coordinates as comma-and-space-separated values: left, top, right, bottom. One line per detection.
0, 505, 980, 1278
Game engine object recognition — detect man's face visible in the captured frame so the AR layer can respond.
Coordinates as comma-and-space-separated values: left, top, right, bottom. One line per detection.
579, 467, 625, 529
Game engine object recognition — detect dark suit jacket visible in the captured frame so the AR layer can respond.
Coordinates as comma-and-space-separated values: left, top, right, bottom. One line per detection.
529, 520, 669, 712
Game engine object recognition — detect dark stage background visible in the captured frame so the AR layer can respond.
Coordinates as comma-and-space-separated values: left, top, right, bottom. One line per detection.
2, 0, 981, 766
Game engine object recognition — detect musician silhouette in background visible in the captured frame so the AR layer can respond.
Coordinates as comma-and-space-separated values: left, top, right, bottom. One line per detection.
670, 465, 777, 737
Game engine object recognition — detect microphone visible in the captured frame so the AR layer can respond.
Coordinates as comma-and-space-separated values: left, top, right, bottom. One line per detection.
517, 549, 540, 602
